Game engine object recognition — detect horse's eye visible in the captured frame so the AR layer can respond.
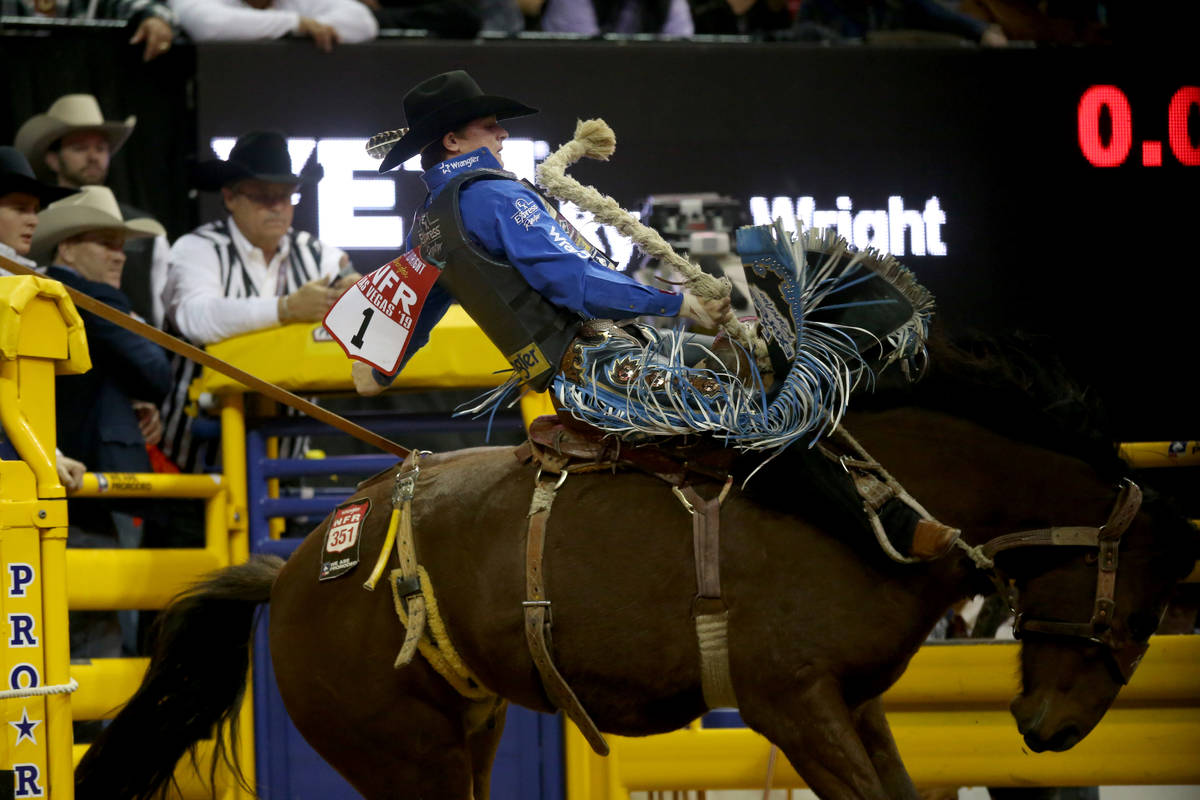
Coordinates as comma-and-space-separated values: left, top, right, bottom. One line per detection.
1084, 552, 1099, 565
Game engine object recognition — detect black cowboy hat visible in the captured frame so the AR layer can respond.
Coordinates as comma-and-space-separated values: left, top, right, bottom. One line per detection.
377, 70, 538, 173
0, 146, 77, 206
192, 131, 322, 191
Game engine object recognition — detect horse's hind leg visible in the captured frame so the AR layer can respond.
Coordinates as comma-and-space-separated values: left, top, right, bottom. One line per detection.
740, 673, 892, 800
851, 696, 920, 800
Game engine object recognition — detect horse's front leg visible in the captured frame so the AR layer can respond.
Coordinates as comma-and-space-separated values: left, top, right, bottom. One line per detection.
739, 673, 892, 800
851, 696, 921, 800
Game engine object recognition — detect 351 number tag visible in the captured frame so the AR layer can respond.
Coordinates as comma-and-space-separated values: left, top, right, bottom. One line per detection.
323, 247, 442, 375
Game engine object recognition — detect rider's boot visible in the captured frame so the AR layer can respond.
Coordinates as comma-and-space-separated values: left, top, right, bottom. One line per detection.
813, 427, 960, 562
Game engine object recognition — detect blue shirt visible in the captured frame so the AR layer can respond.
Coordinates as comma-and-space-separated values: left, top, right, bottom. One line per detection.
393, 148, 681, 374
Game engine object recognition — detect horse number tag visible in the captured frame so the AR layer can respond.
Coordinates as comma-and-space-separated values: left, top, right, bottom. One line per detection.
320, 498, 371, 581
323, 247, 442, 376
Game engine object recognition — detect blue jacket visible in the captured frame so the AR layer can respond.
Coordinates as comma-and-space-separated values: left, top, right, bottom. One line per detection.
395, 148, 681, 374
49, 266, 172, 476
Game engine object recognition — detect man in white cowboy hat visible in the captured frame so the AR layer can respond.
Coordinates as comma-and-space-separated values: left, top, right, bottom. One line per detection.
159, 130, 355, 472
0, 0, 177, 60
15, 94, 171, 326
31, 185, 171, 470
30, 185, 173, 663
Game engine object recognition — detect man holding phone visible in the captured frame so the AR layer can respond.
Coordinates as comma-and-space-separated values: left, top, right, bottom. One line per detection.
160, 130, 356, 471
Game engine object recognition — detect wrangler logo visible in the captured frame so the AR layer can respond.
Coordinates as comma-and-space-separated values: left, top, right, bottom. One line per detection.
507, 342, 550, 382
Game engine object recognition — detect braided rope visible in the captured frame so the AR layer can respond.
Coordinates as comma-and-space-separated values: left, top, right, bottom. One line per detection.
536, 119, 766, 363
0, 678, 78, 700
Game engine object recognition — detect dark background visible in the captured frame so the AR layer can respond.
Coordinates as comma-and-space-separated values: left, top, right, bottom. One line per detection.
3, 32, 1197, 438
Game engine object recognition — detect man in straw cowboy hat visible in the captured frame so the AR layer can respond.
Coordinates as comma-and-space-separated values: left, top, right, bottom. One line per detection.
351, 70, 732, 398
159, 130, 356, 473
30, 185, 172, 663
16, 94, 171, 326
30, 185, 171, 481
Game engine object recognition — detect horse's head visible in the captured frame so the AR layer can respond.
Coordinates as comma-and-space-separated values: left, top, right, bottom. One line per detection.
995, 482, 1198, 752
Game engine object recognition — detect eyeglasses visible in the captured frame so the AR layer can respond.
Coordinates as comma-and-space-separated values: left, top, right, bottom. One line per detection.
235, 189, 301, 207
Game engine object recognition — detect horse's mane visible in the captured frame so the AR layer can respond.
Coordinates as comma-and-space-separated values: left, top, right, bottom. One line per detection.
855, 329, 1129, 480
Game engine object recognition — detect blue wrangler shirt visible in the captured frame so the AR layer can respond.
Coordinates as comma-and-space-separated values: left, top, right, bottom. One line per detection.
390, 148, 681, 375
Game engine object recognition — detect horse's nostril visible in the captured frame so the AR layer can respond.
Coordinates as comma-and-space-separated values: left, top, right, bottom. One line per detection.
1030, 725, 1081, 752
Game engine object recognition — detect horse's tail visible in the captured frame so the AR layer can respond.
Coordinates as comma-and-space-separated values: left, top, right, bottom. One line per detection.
74, 554, 285, 800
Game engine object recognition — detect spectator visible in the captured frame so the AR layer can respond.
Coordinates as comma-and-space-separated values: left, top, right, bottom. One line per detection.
159, 131, 354, 472
15, 94, 172, 327
0, 146, 75, 274
531, 0, 694, 34
0, 0, 178, 60
690, 0, 792, 36
27, 185, 171, 665
792, 0, 1007, 45
360, 0, 482, 37
0, 147, 76, 469
170, 0, 378, 50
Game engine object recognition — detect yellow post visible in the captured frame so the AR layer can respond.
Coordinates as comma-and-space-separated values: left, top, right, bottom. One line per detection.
520, 391, 556, 430
219, 394, 255, 800
0, 275, 90, 800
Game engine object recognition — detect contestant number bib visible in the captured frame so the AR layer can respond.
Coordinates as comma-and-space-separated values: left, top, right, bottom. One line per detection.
324, 248, 441, 375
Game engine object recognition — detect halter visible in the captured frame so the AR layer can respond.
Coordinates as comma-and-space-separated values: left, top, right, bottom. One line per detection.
977, 479, 1148, 683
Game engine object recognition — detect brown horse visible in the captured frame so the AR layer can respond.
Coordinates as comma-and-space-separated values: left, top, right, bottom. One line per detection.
75, 342, 1198, 800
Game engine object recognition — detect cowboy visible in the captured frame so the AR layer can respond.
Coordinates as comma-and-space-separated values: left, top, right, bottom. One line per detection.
29, 185, 171, 481
30, 185, 172, 666
15, 94, 171, 326
0, 146, 75, 271
0, 147, 88, 489
352, 71, 957, 562
352, 70, 732, 398
160, 131, 356, 472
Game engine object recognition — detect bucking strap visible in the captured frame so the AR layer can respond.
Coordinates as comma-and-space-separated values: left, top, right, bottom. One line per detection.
523, 454, 610, 756
383, 452, 425, 668
677, 481, 737, 710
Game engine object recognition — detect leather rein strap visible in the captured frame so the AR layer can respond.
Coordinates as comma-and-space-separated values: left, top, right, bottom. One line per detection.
980, 479, 1148, 682
2, 256, 408, 458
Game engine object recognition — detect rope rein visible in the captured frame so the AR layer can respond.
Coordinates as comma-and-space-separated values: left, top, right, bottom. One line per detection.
536, 119, 767, 364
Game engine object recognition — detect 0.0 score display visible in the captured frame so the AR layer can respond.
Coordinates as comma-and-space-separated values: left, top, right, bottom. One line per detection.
1077, 85, 1200, 167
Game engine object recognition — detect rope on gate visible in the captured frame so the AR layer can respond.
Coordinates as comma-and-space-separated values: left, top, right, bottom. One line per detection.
0, 678, 79, 699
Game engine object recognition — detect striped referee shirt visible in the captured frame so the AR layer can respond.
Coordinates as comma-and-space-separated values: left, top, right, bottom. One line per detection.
160, 217, 344, 472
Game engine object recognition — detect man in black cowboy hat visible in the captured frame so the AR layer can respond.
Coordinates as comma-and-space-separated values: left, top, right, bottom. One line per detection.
160, 131, 356, 472
353, 70, 730, 396
0, 148, 90, 491
0, 146, 76, 272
